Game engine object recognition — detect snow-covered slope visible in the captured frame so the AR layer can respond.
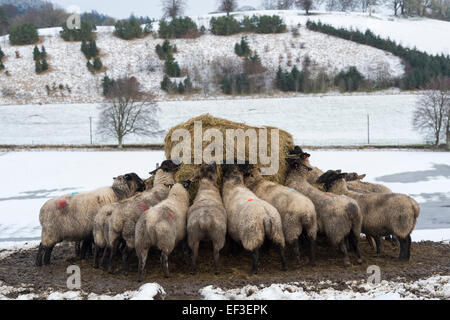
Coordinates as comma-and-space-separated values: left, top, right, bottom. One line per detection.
0, 14, 405, 105
195, 10, 450, 56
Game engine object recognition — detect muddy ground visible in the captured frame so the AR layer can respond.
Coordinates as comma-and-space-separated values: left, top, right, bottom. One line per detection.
0, 239, 449, 299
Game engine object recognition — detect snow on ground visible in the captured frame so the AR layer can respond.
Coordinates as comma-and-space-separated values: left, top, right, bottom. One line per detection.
0, 281, 165, 300
0, 12, 406, 105
194, 10, 450, 56
0, 150, 448, 242
200, 275, 450, 300
0, 94, 424, 146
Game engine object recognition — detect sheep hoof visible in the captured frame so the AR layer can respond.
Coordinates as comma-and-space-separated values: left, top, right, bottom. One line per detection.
281, 266, 287, 272
214, 271, 220, 276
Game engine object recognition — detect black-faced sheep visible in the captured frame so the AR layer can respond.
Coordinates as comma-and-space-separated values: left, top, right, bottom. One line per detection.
318, 170, 420, 261
243, 165, 317, 267
134, 181, 191, 282
36, 173, 145, 266
187, 163, 227, 275
285, 157, 363, 267
222, 164, 286, 274
98, 160, 180, 274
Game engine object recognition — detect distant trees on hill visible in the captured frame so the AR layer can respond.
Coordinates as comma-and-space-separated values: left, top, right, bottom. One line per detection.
60, 20, 96, 42
114, 17, 152, 40
9, 22, 38, 44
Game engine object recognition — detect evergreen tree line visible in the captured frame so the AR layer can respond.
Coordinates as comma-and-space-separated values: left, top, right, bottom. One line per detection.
33, 45, 48, 74
9, 22, 39, 45
161, 75, 193, 94
306, 20, 450, 89
210, 14, 287, 36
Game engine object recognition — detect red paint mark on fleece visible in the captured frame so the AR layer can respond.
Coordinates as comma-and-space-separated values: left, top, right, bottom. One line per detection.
138, 203, 148, 211
324, 193, 331, 197
168, 212, 174, 220
58, 199, 68, 210
248, 199, 255, 202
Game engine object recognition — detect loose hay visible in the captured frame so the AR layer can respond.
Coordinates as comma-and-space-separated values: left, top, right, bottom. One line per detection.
164, 114, 295, 198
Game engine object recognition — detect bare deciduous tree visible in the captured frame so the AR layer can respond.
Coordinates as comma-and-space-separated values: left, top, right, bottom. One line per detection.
277, 0, 295, 9
295, 0, 314, 14
161, 0, 187, 19
218, 0, 238, 15
413, 77, 450, 147
98, 76, 159, 148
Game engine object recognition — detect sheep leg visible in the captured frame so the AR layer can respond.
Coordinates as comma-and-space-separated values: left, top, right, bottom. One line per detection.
251, 249, 259, 274
35, 243, 44, 267
375, 236, 385, 255
137, 249, 149, 283
349, 232, 363, 264
121, 246, 131, 275
292, 240, 301, 268
100, 246, 109, 269
367, 236, 376, 251
75, 242, 81, 258
307, 236, 316, 266
43, 245, 55, 265
406, 235, 412, 260
277, 244, 287, 271
161, 252, 170, 278
80, 238, 92, 260
93, 245, 103, 269
107, 239, 120, 274
398, 237, 409, 261
338, 240, 351, 267
190, 241, 199, 275
182, 240, 190, 265
213, 243, 220, 275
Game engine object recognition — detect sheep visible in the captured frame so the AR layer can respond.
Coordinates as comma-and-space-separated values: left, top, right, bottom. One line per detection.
36, 173, 145, 266
221, 164, 286, 274
93, 160, 180, 273
345, 172, 393, 194
318, 170, 420, 261
290, 146, 391, 193
187, 163, 227, 275
134, 180, 192, 282
243, 164, 317, 267
285, 157, 363, 267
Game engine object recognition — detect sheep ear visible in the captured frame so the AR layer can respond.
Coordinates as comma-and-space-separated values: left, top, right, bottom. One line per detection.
358, 174, 367, 180
125, 174, 132, 181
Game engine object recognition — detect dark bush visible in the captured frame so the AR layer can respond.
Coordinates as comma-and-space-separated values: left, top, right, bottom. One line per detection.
334, 66, 365, 92
9, 23, 39, 45
60, 21, 96, 42
115, 17, 150, 40
158, 17, 199, 39
210, 15, 241, 35
156, 39, 177, 60
234, 37, 251, 57
254, 15, 286, 34
164, 53, 181, 77
102, 75, 115, 96
276, 66, 304, 92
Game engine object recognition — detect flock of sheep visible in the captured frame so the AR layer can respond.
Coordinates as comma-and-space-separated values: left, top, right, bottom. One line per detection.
35, 146, 420, 282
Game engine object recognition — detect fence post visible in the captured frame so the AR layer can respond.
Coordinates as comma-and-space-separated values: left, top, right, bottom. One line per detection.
367, 114, 370, 145
89, 117, 93, 145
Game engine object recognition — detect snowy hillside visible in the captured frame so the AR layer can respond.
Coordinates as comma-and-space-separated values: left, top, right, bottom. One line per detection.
0, 12, 408, 105
194, 10, 450, 56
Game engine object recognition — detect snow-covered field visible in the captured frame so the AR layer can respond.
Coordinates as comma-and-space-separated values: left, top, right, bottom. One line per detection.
0, 150, 448, 241
0, 93, 424, 146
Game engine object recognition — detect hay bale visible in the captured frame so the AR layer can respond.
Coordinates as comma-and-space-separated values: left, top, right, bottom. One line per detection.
164, 114, 295, 197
